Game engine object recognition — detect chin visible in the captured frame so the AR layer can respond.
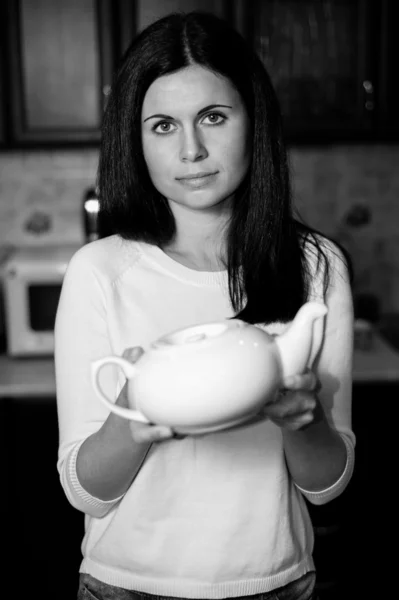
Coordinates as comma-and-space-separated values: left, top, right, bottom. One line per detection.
182, 195, 231, 211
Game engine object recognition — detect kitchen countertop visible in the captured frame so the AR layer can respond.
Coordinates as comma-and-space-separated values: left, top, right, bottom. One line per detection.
0, 354, 56, 398
352, 331, 399, 383
1, 331, 399, 398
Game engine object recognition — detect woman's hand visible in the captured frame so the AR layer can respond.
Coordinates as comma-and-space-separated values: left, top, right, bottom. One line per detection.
262, 370, 320, 431
119, 347, 176, 444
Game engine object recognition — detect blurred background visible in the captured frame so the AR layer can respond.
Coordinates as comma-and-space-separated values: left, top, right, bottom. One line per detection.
1, 0, 399, 320
0, 1, 397, 599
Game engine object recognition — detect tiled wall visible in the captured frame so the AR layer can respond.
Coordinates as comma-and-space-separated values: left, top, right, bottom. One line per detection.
291, 145, 399, 314
0, 150, 98, 247
0, 145, 398, 312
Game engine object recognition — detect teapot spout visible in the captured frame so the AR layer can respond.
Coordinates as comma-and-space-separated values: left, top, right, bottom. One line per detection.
274, 301, 328, 379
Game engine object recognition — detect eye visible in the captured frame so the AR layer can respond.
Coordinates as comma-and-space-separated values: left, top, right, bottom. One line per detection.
152, 121, 176, 134
201, 112, 226, 125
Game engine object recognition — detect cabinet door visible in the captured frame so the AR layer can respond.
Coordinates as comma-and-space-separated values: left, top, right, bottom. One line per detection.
251, 0, 378, 142
0, 55, 5, 146
115, 0, 238, 58
348, 382, 396, 597
0, 1, 7, 145
6, 0, 114, 144
6, 397, 84, 600
305, 381, 396, 599
377, 0, 399, 138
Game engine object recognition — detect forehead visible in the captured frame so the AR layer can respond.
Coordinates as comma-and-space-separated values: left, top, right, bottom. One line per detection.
142, 65, 240, 114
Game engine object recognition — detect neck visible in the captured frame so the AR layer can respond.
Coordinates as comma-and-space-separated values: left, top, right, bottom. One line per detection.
162, 202, 231, 271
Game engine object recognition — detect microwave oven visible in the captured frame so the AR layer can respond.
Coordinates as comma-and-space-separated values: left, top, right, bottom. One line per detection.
1, 245, 79, 357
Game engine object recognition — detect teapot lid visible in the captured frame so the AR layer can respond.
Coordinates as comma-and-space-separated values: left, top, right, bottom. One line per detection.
152, 319, 247, 349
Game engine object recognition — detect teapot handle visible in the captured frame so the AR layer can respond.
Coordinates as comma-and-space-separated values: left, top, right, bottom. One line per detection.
91, 356, 150, 423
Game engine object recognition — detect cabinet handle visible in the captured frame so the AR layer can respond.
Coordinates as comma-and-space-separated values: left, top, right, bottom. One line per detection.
363, 80, 373, 93
363, 80, 374, 111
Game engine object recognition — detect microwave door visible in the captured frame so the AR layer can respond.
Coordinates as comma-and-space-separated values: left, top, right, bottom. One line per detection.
5, 276, 62, 356
3, 245, 76, 356
28, 283, 62, 333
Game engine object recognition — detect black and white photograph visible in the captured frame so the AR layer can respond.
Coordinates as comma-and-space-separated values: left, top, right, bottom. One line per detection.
0, 2, 397, 599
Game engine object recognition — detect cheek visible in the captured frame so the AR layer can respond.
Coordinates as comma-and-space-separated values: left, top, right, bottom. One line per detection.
222, 131, 251, 182
224, 116, 251, 164
143, 141, 173, 183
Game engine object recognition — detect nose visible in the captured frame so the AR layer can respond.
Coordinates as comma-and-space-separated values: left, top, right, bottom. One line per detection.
179, 127, 208, 162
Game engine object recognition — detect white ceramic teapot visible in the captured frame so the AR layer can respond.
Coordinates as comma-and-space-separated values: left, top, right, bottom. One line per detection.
91, 301, 327, 435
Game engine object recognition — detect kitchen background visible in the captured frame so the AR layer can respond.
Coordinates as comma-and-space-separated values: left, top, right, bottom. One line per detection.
1, 144, 399, 313
1, 1, 398, 600
1, 0, 398, 318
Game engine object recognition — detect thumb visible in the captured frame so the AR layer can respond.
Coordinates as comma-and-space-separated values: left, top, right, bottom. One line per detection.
116, 347, 144, 409
122, 346, 144, 363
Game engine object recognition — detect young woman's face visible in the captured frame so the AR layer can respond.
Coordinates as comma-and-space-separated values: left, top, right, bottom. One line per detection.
141, 65, 251, 214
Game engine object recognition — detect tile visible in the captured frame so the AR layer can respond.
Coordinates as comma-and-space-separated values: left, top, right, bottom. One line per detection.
1, 144, 399, 311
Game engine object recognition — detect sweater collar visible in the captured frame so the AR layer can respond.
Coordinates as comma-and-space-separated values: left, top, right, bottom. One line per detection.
137, 242, 228, 287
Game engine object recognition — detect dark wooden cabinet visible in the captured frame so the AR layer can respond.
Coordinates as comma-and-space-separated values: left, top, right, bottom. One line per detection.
0, 58, 6, 147
6, 0, 115, 145
4, 397, 84, 600
114, 0, 244, 58
306, 381, 396, 599
345, 381, 395, 597
135, 0, 230, 32
3, 0, 246, 147
0, 1, 7, 146
251, 0, 379, 142
377, 0, 399, 138
2, 380, 395, 599
0, 0, 398, 147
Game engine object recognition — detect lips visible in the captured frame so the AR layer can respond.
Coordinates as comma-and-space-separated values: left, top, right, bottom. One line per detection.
177, 171, 218, 181
176, 172, 218, 190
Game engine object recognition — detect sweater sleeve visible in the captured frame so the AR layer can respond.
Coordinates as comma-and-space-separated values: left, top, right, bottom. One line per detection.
54, 243, 123, 517
296, 239, 356, 505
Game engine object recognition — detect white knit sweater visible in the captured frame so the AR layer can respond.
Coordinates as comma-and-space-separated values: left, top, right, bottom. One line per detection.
55, 235, 355, 598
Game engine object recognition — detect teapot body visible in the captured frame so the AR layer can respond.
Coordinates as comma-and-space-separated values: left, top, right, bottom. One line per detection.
91, 301, 327, 434
130, 320, 281, 430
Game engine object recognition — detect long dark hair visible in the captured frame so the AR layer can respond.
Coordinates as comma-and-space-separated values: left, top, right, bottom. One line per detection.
98, 11, 350, 325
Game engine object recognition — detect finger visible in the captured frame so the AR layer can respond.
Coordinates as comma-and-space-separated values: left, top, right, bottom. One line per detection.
122, 346, 144, 363
129, 422, 174, 444
266, 392, 316, 419
272, 411, 314, 431
282, 370, 318, 392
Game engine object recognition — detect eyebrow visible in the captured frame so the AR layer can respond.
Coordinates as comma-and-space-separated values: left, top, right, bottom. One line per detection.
143, 104, 233, 122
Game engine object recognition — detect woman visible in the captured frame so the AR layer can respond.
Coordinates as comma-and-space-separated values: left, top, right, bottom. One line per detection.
55, 11, 355, 600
